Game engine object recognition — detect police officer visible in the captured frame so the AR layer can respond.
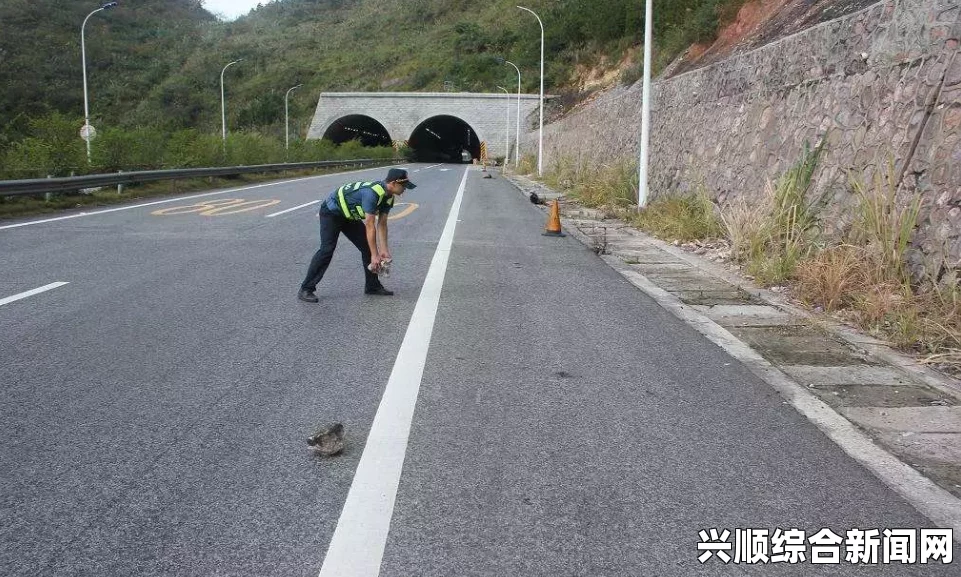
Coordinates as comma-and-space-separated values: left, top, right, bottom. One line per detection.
297, 168, 416, 303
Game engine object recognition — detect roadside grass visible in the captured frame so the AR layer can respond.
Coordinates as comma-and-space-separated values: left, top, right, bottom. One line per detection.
628, 190, 724, 242
559, 159, 637, 212
517, 153, 537, 176
722, 142, 828, 285
536, 146, 961, 371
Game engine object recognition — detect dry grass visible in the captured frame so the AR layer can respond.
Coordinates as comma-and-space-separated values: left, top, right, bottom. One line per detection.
790, 164, 960, 369
897, 284, 961, 356
543, 156, 638, 213
858, 285, 961, 356
543, 157, 723, 241
718, 193, 771, 259
517, 153, 537, 176
849, 161, 922, 282
720, 143, 827, 285
630, 190, 724, 242
794, 244, 864, 311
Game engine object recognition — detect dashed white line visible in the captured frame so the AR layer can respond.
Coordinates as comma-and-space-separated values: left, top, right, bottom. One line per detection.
0, 282, 69, 307
265, 200, 320, 218
316, 167, 470, 577
0, 179, 314, 231
0, 164, 400, 231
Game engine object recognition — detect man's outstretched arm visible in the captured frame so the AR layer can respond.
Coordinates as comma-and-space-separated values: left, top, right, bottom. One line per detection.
364, 214, 381, 269
376, 213, 390, 260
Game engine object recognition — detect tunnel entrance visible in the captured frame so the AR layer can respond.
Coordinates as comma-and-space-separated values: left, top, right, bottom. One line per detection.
408, 115, 480, 163
322, 115, 392, 147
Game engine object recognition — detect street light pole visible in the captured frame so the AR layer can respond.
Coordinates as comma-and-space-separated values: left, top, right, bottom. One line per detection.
505, 60, 521, 168
497, 86, 510, 165
517, 6, 544, 176
80, 1, 118, 164
638, 0, 654, 208
285, 84, 303, 152
221, 59, 243, 154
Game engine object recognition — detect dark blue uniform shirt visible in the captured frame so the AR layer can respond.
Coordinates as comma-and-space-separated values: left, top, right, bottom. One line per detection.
322, 180, 394, 218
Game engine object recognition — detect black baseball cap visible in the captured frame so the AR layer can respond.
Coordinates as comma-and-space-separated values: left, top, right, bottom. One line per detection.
386, 168, 417, 189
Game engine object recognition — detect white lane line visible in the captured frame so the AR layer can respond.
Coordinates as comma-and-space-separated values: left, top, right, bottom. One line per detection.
0, 164, 400, 231
423, 163, 443, 170
0, 179, 314, 231
317, 167, 470, 577
0, 282, 69, 307
265, 200, 320, 218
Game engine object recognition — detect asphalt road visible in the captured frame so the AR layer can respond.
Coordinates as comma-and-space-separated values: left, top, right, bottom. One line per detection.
0, 164, 956, 576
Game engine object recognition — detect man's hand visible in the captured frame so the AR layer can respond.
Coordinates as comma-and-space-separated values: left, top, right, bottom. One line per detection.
370, 254, 382, 272
380, 251, 391, 262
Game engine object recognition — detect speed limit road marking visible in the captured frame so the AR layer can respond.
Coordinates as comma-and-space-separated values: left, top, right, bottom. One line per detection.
151, 198, 281, 217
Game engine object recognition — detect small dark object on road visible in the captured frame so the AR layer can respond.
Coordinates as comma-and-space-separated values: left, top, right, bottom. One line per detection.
307, 423, 345, 456
529, 192, 545, 205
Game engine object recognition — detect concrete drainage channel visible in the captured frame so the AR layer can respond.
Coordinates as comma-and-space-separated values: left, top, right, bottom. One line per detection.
505, 171, 961, 536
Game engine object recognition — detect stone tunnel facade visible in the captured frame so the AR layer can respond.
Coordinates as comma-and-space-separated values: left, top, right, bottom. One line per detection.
306, 92, 541, 161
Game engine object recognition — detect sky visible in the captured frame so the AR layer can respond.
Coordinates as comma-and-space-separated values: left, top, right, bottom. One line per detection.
202, 0, 264, 21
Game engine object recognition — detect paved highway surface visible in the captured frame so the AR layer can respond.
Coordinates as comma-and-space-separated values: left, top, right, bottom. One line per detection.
1, 164, 955, 575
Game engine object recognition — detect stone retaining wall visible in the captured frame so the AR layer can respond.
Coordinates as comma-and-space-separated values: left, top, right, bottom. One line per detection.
527, 0, 961, 279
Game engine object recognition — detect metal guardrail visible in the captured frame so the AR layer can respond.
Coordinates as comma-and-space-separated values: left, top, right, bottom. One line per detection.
0, 158, 395, 197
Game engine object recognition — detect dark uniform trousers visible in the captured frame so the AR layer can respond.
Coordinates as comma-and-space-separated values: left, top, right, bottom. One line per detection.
300, 207, 382, 292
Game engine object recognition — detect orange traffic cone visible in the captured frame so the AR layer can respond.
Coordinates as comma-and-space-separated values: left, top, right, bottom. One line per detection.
543, 199, 566, 237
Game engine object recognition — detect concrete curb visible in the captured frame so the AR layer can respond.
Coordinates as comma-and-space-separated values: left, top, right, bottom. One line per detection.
625, 225, 961, 401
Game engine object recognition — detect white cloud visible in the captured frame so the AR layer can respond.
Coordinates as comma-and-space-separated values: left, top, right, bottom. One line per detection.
203, 0, 264, 21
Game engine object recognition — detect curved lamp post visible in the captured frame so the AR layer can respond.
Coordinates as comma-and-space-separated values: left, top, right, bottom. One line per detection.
220, 59, 243, 153
497, 86, 510, 165
80, 1, 118, 164
285, 84, 303, 152
517, 6, 544, 176
504, 60, 521, 168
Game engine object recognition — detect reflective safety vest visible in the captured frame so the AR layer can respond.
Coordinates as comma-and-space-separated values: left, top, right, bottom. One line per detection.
336, 181, 394, 220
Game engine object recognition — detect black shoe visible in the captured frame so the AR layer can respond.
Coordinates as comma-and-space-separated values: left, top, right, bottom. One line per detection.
364, 286, 394, 296
298, 289, 319, 303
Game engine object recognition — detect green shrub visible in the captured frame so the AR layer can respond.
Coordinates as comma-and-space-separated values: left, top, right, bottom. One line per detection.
289, 138, 338, 162
2, 112, 86, 178
225, 131, 285, 166
93, 126, 167, 172
163, 129, 221, 168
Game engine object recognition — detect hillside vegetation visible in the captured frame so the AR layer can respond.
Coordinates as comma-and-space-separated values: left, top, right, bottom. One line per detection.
1, 0, 748, 176
0, 0, 215, 148
134, 0, 754, 136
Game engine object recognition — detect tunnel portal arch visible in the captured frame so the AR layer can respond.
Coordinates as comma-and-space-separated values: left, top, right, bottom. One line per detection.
306, 92, 545, 164
322, 114, 393, 147
407, 115, 481, 163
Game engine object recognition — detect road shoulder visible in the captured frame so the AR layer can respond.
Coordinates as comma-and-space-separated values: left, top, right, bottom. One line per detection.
506, 170, 961, 539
